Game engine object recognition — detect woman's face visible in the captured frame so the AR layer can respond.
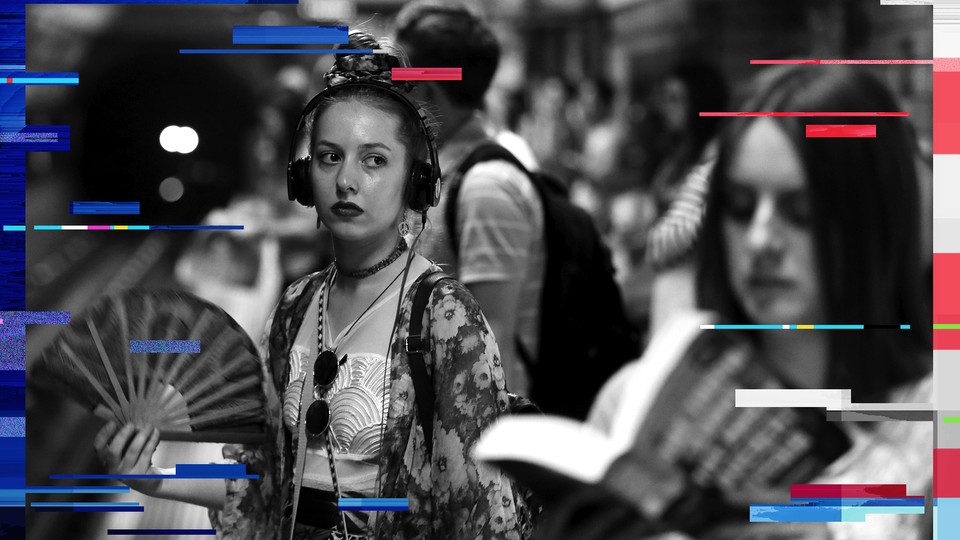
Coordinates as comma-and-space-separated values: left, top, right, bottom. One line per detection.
311, 99, 409, 243
657, 77, 689, 134
722, 118, 825, 323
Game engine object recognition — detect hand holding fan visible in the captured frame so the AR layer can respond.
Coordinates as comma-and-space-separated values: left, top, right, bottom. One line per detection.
32, 289, 270, 445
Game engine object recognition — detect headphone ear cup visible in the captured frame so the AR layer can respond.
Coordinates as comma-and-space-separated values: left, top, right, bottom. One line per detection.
407, 161, 438, 213
287, 157, 314, 207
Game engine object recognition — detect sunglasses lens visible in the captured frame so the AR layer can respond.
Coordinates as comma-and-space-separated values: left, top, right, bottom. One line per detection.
305, 400, 330, 436
314, 350, 340, 387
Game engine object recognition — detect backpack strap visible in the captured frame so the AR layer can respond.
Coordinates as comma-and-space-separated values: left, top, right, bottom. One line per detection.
443, 141, 531, 256
405, 270, 456, 456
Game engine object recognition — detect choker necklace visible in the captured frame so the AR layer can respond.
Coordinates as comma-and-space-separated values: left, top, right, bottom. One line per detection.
337, 237, 408, 279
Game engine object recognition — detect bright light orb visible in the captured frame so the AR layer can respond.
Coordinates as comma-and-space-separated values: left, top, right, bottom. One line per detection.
159, 125, 180, 153
178, 127, 199, 154
159, 125, 199, 154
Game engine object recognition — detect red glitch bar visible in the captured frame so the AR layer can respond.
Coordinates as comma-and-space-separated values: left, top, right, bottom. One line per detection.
752, 59, 932, 65
699, 112, 908, 117
935, 72, 960, 154
934, 254, 960, 348
935, 448, 960, 498
791, 484, 907, 499
391, 68, 461, 81
805, 124, 875, 138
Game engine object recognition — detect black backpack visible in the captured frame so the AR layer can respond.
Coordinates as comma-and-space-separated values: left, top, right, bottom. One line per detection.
445, 142, 641, 420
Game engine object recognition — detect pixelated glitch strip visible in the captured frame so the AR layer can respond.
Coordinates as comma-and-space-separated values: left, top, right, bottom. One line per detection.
935, 3, 960, 537
129, 340, 200, 353
751, 483, 924, 523
0, 126, 69, 151
735, 389, 934, 421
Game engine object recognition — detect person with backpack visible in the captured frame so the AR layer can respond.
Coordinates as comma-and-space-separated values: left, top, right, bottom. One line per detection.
394, 1, 639, 420
92, 32, 532, 540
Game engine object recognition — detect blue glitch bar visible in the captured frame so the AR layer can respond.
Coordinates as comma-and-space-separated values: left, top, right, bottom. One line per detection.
180, 49, 376, 55
52, 472, 258, 481
936, 498, 960, 539
338, 498, 409, 512
71, 202, 140, 215
751, 504, 923, 522
174, 464, 256, 479
811, 325, 865, 330
51, 475, 173, 480
33, 506, 143, 513
901, 324, 911, 329
713, 325, 785, 330
130, 340, 200, 354
31, 225, 243, 231
23, 486, 130, 494
751, 505, 846, 522
2, 78, 78, 85
0, 65, 26, 70
233, 26, 348, 45
28, 0, 296, 4
32, 502, 140, 507
2, 226, 24, 231
148, 225, 244, 230
108, 530, 216, 536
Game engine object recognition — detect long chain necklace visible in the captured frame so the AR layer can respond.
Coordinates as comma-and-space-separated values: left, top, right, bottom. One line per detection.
336, 237, 407, 279
311, 265, 405, 538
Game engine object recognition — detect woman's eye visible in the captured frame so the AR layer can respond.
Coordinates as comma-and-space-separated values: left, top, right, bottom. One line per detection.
317, 152, 340, 165
363, 155, 386, 168
722, 185, 756, 224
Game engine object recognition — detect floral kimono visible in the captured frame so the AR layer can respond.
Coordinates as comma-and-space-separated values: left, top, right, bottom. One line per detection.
209, 264, 532, 539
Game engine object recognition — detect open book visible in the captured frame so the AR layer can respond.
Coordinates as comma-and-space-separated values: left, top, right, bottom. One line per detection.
474, 311, 852, 522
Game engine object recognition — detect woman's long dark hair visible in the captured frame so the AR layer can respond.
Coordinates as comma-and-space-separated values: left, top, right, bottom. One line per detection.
696, 65, 931, 402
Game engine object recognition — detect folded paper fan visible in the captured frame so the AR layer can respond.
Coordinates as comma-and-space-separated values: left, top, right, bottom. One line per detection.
32, 289, 269, 445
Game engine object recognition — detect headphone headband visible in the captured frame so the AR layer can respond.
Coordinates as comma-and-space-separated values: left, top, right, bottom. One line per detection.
286, 79, 441, 213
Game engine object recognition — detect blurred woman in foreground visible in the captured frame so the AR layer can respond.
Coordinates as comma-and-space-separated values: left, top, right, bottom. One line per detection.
554, 65, 933, 540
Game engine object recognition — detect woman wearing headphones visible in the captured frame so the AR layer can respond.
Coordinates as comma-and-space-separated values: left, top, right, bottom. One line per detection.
93, 32, 529, 540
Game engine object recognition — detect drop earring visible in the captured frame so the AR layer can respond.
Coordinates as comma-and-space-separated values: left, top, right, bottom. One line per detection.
398, 217, 411, 237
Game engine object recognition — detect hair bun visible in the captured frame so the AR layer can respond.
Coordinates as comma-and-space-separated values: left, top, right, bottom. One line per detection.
324, 30, 413, 92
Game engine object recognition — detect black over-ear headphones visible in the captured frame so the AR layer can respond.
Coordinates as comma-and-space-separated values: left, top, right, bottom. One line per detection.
286, 80, 441, 214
